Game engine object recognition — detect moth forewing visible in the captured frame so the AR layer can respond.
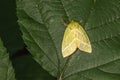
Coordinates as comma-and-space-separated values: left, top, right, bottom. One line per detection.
62, 21, 92, 58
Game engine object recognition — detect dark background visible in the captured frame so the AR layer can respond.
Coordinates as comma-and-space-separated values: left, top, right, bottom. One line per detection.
0, 0, 56, 80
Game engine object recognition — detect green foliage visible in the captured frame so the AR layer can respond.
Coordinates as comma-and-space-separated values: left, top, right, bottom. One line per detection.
17, 0, 120, 80
16, 0, 120, 80
1, 0, 120, 80
0, 39, 16, 80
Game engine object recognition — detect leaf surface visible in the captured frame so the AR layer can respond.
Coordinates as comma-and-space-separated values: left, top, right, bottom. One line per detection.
17, 0, 120, 79
0, 39, 16, 80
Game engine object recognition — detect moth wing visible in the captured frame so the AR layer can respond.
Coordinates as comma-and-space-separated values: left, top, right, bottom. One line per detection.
77, 25, 92, 53
62, 28, 77, 57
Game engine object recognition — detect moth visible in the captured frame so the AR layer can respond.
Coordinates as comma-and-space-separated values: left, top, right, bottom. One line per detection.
62, 21, 92, 58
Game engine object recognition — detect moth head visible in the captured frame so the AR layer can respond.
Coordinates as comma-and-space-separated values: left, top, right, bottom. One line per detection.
68, 21, 80, 30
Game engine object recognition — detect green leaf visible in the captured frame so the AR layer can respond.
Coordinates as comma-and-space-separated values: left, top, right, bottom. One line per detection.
17, 0, 120, 80
12, 55, 56, 80
0, 39, 16, 80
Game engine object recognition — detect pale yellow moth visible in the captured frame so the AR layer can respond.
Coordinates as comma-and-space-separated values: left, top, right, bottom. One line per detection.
62, 20, 92, 58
